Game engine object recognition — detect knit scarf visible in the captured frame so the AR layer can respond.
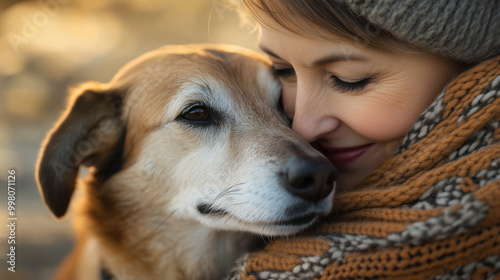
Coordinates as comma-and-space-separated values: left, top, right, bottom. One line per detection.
228, 55, 500, 280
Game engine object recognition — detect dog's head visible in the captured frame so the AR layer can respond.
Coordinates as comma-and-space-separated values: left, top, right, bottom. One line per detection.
36, 44, 336, 236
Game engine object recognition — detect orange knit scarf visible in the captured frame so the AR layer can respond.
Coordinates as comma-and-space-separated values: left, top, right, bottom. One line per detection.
228, 56, 500, 280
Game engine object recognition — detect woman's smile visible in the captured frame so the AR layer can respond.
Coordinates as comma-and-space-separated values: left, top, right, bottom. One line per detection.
316, 143, 373, 167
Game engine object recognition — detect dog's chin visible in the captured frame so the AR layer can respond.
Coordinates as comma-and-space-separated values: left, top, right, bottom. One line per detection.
196, 209, 325, 236
195, 190, 335, 236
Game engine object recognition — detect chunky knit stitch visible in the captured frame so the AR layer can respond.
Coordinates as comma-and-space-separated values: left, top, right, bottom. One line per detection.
337, 0, 500, 64
227, 55, 500, 280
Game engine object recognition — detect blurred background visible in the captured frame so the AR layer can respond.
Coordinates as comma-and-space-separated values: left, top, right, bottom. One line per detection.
0, 0, 259, 279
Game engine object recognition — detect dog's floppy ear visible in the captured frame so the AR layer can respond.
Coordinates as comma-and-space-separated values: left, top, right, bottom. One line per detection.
36, 83, 124, 218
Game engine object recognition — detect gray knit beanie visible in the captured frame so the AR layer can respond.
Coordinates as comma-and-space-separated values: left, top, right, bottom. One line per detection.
338, 0, 500, 64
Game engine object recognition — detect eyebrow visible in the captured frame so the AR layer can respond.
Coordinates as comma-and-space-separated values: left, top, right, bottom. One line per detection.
259, 44, 368, 66
259, 45, 282, 60
311, 54, 368, 66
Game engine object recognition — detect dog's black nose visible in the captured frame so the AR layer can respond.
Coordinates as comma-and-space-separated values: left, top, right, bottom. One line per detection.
284, 155, 336, 202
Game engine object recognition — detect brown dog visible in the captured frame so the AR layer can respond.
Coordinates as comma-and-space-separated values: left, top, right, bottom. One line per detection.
36, 44, 336, 280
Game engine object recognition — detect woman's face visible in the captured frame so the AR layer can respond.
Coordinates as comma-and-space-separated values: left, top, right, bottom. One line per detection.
259, 21, 456, 190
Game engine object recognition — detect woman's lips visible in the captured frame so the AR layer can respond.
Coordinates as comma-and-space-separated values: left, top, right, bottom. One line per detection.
318, 144, 373, 167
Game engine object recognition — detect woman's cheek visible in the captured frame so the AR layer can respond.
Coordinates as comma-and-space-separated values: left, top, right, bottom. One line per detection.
348, 55, 452, 142
281, 82, 297, 118
343, 91, 423, 142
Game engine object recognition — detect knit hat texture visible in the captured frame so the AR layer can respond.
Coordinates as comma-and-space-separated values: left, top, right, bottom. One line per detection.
338, 0, 500, 64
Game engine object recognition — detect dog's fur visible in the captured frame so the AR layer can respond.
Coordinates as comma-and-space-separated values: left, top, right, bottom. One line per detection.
36, 44, 336, 280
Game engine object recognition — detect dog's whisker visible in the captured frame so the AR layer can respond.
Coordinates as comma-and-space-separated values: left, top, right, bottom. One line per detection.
224, 201, 249, 209
224, 187, 244, 197
213, 182, 245, 202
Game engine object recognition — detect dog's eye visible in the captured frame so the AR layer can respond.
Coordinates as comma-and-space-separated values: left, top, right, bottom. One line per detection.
181, 105, 212, 122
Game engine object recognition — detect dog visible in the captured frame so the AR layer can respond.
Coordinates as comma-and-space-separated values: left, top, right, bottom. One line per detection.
36, 44, 336, 280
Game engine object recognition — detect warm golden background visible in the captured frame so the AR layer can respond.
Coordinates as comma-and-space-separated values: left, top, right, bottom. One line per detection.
0, 0, 258, 279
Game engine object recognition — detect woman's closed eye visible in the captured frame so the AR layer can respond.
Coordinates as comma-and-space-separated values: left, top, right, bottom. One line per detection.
272, 66, 295, 78
331, 75, 371, 94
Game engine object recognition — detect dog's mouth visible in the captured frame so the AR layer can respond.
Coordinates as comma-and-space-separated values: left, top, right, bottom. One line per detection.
197, 203, 227, 215
196, 203, 318, 228
273, 212, 317, 226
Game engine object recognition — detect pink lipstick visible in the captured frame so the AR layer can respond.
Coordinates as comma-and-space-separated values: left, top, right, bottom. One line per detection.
318, 144, 372, 167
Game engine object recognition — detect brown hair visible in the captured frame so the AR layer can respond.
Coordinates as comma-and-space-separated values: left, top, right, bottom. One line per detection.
231, 0, 418, 54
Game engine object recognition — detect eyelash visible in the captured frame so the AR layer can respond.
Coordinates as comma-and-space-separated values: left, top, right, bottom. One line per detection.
331, 76, 371, 94
273, 66, 371, 94
273, 67, 295, 78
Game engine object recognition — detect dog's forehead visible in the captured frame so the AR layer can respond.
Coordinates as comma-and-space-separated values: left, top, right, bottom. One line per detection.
161, 63, 280, 124
120, 45, 281, 124
113, 45, 272, 85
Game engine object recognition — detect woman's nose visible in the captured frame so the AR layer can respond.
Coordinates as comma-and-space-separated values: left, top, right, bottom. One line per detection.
290, 83, 341, 143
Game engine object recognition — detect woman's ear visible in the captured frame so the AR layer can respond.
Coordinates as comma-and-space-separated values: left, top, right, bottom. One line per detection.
36, 83, 125, 218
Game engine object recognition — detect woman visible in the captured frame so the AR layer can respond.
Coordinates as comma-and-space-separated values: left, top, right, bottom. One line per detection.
227, 0, 500, 279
